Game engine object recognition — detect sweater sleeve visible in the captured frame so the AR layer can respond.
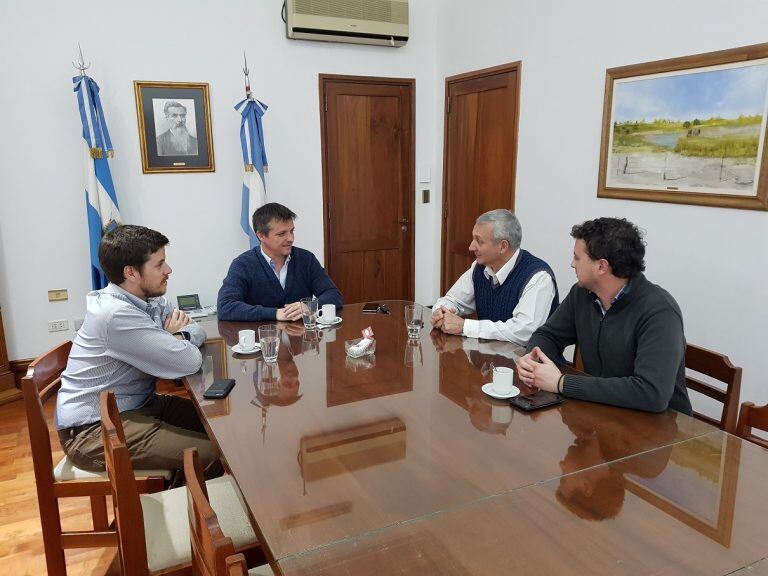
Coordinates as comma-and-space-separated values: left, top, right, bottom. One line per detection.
310, 254, 343, 308
562, 306, 685, 413
216, 258, 278, 322
526, 284, 577, 361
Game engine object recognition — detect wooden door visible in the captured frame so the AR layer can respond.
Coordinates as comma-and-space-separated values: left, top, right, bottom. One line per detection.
320, 75, 415, 304
441, 63, 521, 292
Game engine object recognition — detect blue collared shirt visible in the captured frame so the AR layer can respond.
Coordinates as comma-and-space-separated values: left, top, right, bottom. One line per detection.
260, 247, 291, 289
592, 280, 631, 316
55, 284, 206, 429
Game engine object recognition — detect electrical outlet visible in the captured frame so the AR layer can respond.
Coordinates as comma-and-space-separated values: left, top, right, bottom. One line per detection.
47, 319, 69, 332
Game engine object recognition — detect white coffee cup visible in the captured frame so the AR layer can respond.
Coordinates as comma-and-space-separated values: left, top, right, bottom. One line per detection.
238, 329, 256, 351
492, 366, 514, 395
319, 304, 337, 323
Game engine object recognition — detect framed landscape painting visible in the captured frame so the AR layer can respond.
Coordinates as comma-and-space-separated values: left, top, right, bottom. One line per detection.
597, 43, 768, 210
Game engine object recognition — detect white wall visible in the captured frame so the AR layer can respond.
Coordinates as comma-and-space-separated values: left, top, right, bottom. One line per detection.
434, 0, 768, 409
0, 0, 439, 359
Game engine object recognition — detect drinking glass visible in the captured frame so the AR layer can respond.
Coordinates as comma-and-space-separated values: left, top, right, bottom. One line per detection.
301, 297, 319, 329
257, 361, 281, 397
404, 339, 423, 367
404, 304, 424, 339
258, 325, 280, 363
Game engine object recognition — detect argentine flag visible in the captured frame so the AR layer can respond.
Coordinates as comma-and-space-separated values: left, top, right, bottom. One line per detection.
235, 97, 268, 248
74, 75, 121, 289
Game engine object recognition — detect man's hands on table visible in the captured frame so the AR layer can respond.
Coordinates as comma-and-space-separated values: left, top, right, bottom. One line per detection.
517, 346, 562, 392
277, 302, 303, 322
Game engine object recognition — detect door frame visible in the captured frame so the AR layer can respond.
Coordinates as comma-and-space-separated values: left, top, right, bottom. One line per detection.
318, 73, 416, 301
440, 61, 522, 294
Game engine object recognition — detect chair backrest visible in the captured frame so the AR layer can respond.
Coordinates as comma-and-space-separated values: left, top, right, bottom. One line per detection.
21, 341, 73, 495
685, 344, 742, 433
100, 391, 150, 576
736, 402, 768, 450
185, 447, 240, 576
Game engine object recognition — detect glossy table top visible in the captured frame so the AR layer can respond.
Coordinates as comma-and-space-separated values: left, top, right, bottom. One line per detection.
185, 302, 766, 575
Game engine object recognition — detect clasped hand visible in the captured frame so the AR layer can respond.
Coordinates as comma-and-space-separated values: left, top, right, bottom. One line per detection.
164, 309, 192, 334
277, 302, 304, 322
516, 346, 562, 392
430, 306, 464, 335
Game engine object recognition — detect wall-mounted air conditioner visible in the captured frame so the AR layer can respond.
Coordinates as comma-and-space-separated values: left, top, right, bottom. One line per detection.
285, 0, 408, 47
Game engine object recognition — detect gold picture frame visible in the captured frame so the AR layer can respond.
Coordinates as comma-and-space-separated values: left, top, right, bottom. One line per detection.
133, 81, 215, 173
597, 42, 768, 211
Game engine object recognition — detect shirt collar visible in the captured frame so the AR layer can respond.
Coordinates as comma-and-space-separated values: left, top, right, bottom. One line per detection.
260, 247, 292, 270
591, 279, 632, 315
483, 249, 520, 286
105, 283, 163, 314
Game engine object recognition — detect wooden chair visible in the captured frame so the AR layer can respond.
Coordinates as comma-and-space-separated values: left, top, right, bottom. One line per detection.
185, 448, 273, 576
21, 341, 169, 576
736, 402, 768, 450
100, 391, 260, 575
685, 344, 742, 433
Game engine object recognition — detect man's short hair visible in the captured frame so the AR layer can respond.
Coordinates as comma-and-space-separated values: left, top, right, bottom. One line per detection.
252, 203, 297, 236
163, 100, 186, 115
570, 217, 646, 279
476, 209, 522, 250
99, 225, 169, 284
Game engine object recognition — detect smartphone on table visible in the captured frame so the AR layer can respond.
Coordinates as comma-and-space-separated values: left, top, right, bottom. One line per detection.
203, 378, 236, 399
509, 390, 564, 411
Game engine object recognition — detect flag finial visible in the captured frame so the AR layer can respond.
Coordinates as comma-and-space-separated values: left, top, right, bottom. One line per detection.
72, 43, 90, 77
242, 49, 252, 99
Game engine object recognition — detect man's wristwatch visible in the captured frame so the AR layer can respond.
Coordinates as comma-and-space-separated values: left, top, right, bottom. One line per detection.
175, 331, 191, 341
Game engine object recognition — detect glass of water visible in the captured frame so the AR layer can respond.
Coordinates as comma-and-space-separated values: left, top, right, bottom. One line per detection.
404, 304, 424, 339
300, 297, 319, 329
258, 324, 280, 363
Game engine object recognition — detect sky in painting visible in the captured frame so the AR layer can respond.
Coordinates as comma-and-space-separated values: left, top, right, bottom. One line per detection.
613, 62, 768, 123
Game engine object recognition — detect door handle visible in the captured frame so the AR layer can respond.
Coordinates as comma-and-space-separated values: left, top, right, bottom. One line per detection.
399, 218, 409, 231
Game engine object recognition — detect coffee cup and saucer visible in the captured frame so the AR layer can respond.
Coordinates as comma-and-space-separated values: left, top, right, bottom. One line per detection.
482, 366, 520, 399
317, 304, 342, 326
232, 329, 261, 355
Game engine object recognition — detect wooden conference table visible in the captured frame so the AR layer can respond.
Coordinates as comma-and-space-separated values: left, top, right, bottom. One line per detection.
186, 302, 768, 575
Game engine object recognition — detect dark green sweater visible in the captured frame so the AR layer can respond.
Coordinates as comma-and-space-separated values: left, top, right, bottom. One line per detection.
527, 273, 692, 415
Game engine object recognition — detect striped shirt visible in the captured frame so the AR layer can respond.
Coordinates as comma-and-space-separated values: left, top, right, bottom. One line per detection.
55, 283, 206, 429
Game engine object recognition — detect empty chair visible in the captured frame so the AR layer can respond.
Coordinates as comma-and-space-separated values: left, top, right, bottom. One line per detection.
685, 344, 742, 433
21, 341, 169, 576
185, 448, 273, 575
100, 391, 259, 575
736, 402, 768, 450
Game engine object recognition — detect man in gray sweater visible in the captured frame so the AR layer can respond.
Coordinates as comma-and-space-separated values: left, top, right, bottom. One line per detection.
517, 218, 692, 415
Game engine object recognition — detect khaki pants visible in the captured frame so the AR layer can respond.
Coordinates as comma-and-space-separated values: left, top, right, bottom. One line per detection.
59, 394, 222, 479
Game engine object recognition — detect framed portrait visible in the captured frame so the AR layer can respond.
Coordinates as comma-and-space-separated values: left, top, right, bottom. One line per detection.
133, 81, 215, 173
597, 43, 768, 210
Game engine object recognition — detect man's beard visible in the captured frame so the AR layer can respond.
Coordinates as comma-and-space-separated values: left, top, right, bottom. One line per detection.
169, 125, 189, 136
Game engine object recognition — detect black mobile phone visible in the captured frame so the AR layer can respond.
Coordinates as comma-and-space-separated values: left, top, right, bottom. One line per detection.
203, 378, 236, 399
362, 302, 381, 314
509, 391, 564, 412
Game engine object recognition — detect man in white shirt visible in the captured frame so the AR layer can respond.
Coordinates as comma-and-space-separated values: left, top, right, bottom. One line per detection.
431, 209, 559, 345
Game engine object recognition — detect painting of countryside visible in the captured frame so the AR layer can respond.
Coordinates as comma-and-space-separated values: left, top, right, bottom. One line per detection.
607, 61, 768, 196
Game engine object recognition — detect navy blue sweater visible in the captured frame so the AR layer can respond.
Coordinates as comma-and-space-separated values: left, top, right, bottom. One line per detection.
217, 247, 343, 322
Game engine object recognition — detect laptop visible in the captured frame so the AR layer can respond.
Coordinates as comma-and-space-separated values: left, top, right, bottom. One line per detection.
177, 294, 209, 319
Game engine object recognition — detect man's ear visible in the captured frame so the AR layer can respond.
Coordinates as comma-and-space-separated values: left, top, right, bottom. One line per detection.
255, 231, 266, 243
498, 239, 510, 254
122, 265, 138, 283
597, 258, 612, 276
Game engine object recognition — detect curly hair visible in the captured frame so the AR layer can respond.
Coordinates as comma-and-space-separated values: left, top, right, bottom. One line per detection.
571, 218, 646, 279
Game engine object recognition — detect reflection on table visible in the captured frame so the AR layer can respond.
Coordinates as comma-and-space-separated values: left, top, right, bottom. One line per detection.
185, 302, 766, 575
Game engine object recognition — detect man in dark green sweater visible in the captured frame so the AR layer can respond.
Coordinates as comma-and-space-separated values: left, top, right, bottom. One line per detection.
518, 218, 692, 415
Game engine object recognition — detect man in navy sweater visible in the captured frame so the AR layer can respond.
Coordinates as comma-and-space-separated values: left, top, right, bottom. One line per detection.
217, 203, 343, 321
431, 209, 559, 345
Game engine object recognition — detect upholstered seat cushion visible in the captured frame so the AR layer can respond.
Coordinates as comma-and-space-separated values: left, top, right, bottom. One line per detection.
140, 474, 257, 572
249, 565, 274, 575
53, 455, 172, 481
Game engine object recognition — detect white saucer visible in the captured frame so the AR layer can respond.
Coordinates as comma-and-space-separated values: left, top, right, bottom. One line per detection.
317, 316, 342, 326
232, 343, 261, 354
481, 382, 520, 400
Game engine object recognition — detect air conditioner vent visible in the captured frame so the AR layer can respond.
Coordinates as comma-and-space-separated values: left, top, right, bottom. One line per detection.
293, 0, 408, 25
